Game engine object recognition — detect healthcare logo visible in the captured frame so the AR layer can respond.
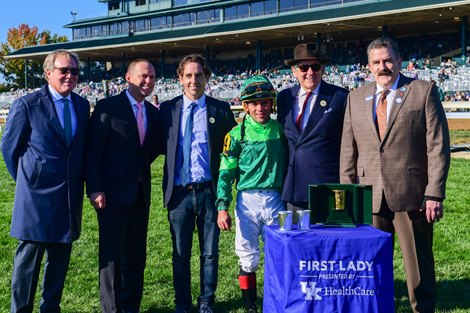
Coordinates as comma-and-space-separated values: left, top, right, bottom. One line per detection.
300, 282, 322, 300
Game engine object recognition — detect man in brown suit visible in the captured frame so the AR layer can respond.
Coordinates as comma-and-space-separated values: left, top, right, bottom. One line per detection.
340, 37, 450, 313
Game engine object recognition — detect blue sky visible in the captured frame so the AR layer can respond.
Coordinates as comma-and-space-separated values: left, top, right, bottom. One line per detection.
0, 0, 108, 43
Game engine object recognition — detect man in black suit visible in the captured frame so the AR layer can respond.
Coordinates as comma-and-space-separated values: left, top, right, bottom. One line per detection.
277, 43, 348, 218
86, 59, 163, 313
159, 54, 237, 313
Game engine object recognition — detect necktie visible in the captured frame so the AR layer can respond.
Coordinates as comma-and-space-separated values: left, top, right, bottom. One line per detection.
296, 91, 312, 130
136, 102, 145, 146
376, 89, 389, 140
180, 102, 197, 187
62, 98, 72, 147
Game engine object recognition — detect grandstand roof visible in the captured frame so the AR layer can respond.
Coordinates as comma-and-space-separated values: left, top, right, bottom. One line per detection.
6, 0, 470, 61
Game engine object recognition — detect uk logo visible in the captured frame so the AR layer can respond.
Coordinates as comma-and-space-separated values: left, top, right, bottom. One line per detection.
300, 282, 322, 300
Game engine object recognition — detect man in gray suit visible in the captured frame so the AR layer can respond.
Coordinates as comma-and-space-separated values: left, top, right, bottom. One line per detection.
340, 37, 450, 313
2, 49, 90, 313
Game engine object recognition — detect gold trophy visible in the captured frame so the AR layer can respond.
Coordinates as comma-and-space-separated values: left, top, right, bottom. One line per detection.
333, 190, 346, 211
326, 189, 354, 226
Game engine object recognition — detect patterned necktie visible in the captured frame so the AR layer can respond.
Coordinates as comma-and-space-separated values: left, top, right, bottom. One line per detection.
136, 102, 145, 146
296, 91, 312, 130
62, 98, 72, 147
180, 102, 197, 187
376, 89, 389, 140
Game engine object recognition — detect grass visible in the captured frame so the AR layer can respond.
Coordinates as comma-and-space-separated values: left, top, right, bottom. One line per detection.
450, 130, 470, 145
0, 132, 469, 312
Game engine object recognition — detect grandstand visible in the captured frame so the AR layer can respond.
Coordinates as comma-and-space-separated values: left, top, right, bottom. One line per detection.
4, 0, 470, 81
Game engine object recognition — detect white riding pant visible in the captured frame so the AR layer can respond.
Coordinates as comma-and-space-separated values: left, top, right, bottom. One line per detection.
235, 189, 285, 273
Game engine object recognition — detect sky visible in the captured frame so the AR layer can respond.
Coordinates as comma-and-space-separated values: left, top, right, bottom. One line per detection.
0, 0, 108, 43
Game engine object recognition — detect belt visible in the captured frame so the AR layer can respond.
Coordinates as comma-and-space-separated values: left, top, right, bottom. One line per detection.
177, 181, 212, 192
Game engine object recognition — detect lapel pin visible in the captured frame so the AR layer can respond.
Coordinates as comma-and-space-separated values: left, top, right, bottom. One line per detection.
395, 98, 403, 104
209, 117, 215, 124
399, 87, 407, 92
320, 100, 327, 107
365, 95, 373, 101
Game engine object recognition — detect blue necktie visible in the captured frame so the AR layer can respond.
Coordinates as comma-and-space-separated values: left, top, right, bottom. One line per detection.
62, 98, 72, 147
180, 102, 197, 187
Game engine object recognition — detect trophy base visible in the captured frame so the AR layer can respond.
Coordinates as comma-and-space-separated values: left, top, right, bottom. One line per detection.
325, 209, 356, 227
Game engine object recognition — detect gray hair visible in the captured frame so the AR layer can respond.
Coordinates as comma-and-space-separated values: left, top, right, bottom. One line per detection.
43, 49, 80, 81
366, 37, 401, 60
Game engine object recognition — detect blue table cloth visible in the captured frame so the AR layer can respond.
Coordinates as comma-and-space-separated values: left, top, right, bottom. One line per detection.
263, 224, 394, 313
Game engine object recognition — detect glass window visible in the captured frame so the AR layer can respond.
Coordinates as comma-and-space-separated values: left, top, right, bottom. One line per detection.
251, 2, 264, 17
280, 0, 294, 12
108, 1, 120, 10
264, 0, 277, 15
237, 4, 249, 19
197, 9, 217, 24
173, 13, 194, 27
150, 16, 170, 30
295, 0, 308, 10
109, 23, 121, 35
136, 0, 146, 6
135, 19, 147, 32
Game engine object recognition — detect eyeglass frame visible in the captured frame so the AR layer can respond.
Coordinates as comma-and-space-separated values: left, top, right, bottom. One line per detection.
295, 63, 323, 73
54, 67, 79, 76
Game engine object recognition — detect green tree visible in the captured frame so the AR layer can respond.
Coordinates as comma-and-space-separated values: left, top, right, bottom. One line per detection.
0, 24, 68, 89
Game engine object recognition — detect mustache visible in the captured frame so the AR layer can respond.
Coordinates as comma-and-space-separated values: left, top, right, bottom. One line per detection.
377, 69, 393, 76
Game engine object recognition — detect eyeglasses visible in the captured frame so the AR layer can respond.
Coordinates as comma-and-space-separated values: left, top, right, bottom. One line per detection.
296, 64, 322, 72
54, 67, 79, 76
241, 82, 275, 98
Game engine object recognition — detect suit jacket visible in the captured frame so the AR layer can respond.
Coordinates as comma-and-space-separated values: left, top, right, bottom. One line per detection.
86, 91, 163, 208
277, 81, 349, 203
159, 95, 237, 207
2, 84, 90, 243
340, 74, 451, 213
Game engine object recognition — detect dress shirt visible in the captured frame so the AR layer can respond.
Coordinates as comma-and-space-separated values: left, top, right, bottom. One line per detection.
175, 94, 212, 185
373, 75, 400, 123
126, 90, 147, 132
48, 85, 77, 137
292, 83, 321, 130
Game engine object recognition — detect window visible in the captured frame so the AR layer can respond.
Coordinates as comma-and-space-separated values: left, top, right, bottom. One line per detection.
173, 13, 194, 27
136, 0, 146, 6
197, 9, 217, 24
264, 0, 277, 14
150, 16, 170, 30
108, 1, 120, 10
135, 19, 147, 32
251, 2, 264, 17
280, 0, 295, 12
224, 4, 249, 21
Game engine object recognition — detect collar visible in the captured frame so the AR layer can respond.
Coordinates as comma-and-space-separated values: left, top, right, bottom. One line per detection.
182, 94, 206, 110
125, 89, 142, 105
299, 81, 321, 97
375, 74, 400, 95
48, 84, 72, 102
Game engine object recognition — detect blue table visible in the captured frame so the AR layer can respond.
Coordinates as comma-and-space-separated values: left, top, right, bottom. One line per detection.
263, 224, 394, 313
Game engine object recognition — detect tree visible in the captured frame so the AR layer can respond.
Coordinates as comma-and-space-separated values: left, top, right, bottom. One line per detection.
0, 24, 68, 89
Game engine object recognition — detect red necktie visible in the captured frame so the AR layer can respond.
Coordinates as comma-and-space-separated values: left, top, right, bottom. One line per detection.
296, 91, 312, 130
136, 102, 145, 146
376, 90, 389, 140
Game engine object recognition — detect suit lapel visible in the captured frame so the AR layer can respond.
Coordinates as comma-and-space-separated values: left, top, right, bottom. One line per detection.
385, 75, 410, 140
301, 84, 330, 136
170, 96, 183, 160
120, 92, 142, 147
363, 84, 380, 143
206, 97, 217, 158
40, 85, 68, 147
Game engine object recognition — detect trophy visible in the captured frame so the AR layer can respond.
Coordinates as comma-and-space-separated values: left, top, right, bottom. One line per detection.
308, 183, 373, 226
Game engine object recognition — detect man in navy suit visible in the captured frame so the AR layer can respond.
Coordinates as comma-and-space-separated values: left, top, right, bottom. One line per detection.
277, 43, 349, 218
2, 49, 90, 313
159, 54, 236, 313
86, 59, 163, 312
